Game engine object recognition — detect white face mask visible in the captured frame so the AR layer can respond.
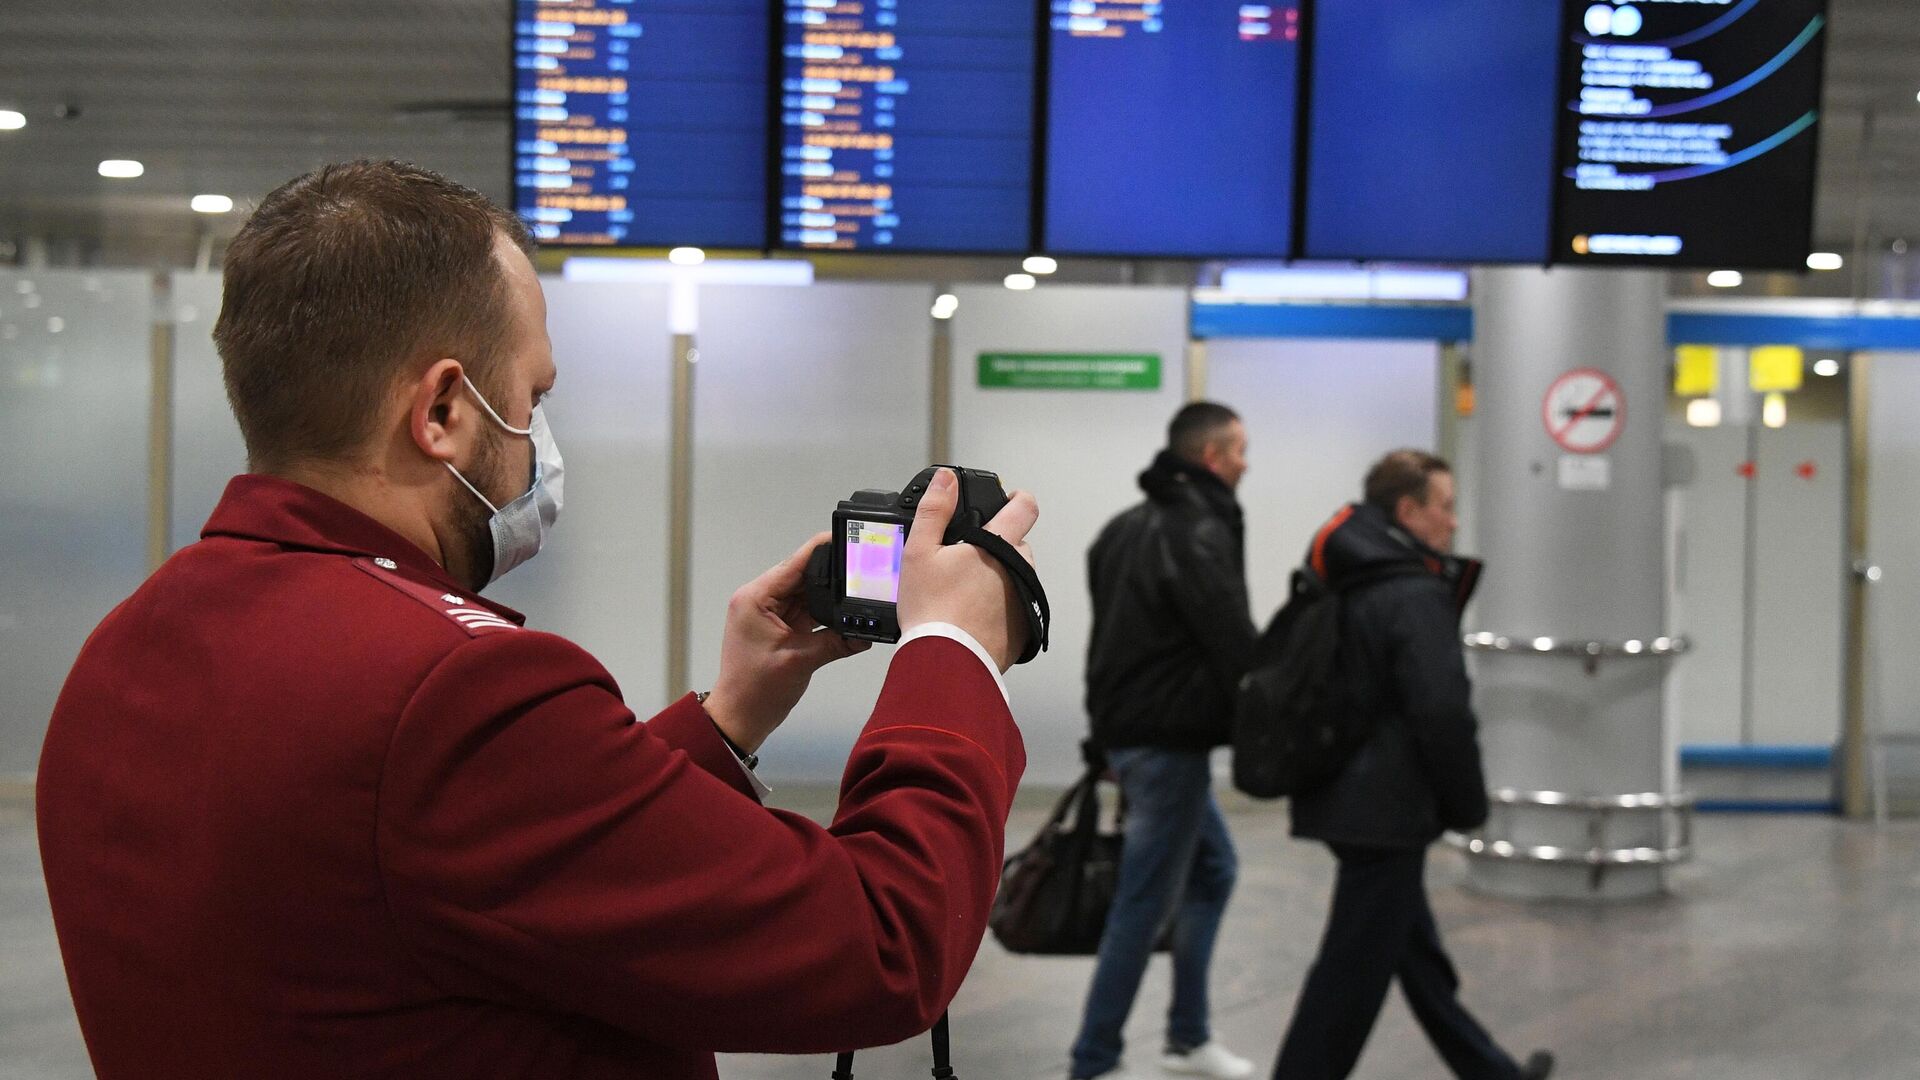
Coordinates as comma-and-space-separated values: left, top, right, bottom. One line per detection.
445, 376, 565, 585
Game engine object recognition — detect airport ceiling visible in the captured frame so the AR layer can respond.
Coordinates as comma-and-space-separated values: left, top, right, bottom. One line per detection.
0, 0, 1915, 273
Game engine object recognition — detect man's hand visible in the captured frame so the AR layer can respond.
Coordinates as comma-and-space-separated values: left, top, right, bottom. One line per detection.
705, 534, 869, 754
897, 468, 1040, 672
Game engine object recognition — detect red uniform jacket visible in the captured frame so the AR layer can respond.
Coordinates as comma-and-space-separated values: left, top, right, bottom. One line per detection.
37, 475, 1025, 1079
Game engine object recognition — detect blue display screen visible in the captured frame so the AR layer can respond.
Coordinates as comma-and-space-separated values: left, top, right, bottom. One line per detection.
777, 0, 1035, 253
512, 0, 768, 248
1044, 1, 1303, 258
1303, 0, 1563, 263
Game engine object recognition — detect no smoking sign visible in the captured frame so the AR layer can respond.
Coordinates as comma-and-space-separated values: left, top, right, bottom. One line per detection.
1542, 368, 1624, 454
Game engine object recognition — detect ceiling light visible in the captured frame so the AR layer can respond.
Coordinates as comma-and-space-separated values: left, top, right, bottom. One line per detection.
1021, 255, 1058, 275
1813, 358, 1841, 377
98, 159, 144, 179
190, 194, 233, 214
1706, 270, 1742, 288
46, 316, 64, 334
667, 246, 705, 266
1685, 399, 1722, 428
1805, 252, 1843, 271
930, 293, 959, 320
0, 110, 24, 131
1762, 391, 1787, 429
1004, 273, 1036, 291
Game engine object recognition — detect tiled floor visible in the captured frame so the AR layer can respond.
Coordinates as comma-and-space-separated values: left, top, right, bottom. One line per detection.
6, 790, 1918, 1079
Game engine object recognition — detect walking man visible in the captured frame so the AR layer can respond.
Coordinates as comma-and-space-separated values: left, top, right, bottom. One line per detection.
1070, 402, 1259, 1080
1274, 450, 1551, 1080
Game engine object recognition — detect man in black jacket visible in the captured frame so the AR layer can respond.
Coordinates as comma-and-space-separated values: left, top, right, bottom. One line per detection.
1070, 402, 1259, 1080
1274, 450, 1550, 1080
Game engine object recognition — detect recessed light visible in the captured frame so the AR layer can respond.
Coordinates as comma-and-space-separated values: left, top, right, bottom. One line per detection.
1762, 391, 1787, 429
98, 159, 144, 179
1813, 358, 1841, 377
1806, 252, 1843, 271
1004, 273, 1037, 291
1021, 255, 1058, 275
1706, 270, 1743, 288
667, 246, 705, 266
0, 110, 25, 131
190, 194, 233, 214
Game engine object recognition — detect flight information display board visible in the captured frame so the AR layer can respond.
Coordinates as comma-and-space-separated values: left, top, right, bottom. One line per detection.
1044, 1, 1303, 258
776, 0, 1035, 252
1303, 0, 1563, 263
1552, 0, 1828, 268
512, 0, 768, 248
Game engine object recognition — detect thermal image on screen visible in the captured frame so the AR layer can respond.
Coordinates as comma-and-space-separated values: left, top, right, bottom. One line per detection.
846, 520, 905, 603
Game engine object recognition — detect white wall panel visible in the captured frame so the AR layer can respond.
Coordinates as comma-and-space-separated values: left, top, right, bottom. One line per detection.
689, 283, 933, 782
1865, 353, 1920, 737
485, 281, 674, 713
1750, 413, 1847, 744
1665, 422, 1751, 745
1206, 338, 1439, 621
167, 273, 246, 549
0, 270, 154, 775
948, 285, 1191, 785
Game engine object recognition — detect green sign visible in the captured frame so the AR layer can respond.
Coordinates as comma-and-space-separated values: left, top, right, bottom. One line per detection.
977, 352, 1162, 390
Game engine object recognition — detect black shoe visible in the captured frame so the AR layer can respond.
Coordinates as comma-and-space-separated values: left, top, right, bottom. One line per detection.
1518, 1050, 1554, 1080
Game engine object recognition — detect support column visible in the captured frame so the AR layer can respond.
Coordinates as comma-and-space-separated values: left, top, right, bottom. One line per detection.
1466, 267, 1674, 900
666, 332, 696, 701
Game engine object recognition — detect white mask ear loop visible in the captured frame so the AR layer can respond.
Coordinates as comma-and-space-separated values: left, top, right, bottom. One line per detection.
445, 462, 502, 515
461, 375, 532, 436
444, 374, 532, 514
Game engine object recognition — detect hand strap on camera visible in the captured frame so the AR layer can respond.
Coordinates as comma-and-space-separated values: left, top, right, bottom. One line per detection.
831, 1011, 955, 1079
953, 524, 1051, 665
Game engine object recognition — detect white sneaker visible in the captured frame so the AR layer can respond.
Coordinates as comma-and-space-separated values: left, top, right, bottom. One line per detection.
1160, 1041, 1255, 1079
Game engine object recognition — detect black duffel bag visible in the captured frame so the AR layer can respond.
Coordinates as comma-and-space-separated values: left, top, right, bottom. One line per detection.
989, 746, 1170, 956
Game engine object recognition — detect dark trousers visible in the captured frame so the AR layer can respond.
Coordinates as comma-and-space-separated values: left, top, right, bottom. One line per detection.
1273, 844, 1518, 1080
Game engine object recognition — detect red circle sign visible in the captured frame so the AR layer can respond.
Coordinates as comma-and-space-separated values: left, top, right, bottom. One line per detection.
1542, 368, 1625, 454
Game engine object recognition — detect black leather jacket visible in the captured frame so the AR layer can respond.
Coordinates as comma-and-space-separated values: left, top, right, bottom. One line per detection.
1290, 503, 1491, 848
1085, 451, 1257, 751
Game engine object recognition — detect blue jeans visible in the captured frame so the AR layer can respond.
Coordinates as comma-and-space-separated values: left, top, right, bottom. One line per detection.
1069, 747, 1239, 1079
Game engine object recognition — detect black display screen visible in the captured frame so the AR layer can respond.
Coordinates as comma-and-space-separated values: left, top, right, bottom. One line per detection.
1551, 0, 1828, 268
1043, 0, 1304, 258
512, 0, 768, 248
775, 0, 1035, 253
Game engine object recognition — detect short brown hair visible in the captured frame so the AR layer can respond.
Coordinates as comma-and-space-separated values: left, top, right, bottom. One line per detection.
213, 160, 534, 472
1168, 401, 1240, 463
1364, 449, 1451, 512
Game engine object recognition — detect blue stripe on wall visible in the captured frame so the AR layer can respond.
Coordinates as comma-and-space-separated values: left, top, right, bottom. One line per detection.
1680, 744, 1833, 769
1695, 799, 1838, 814
1190, 303, 1473, 342
1192, 302, 1920, 350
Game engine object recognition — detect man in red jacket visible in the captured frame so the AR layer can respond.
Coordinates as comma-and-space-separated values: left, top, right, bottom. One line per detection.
36, 160, 1038, 1079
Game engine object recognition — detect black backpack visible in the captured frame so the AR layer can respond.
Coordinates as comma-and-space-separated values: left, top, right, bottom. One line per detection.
1231, 564, 1416, 800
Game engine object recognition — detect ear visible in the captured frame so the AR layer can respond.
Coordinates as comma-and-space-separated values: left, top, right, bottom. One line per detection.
1394, 493, 1422, 527
409, 358, 470, 464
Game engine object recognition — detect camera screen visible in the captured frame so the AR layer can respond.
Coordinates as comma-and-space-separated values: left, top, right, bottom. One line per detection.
845, 519, 905, 604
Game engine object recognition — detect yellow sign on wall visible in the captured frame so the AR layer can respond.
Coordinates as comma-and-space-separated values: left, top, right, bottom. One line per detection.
1674, 345, 1718, 397
1749, 345, 1804, 392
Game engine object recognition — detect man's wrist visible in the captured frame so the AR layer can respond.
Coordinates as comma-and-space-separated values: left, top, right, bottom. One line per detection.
700, 692, 762, 770
699, 684, 772, 756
